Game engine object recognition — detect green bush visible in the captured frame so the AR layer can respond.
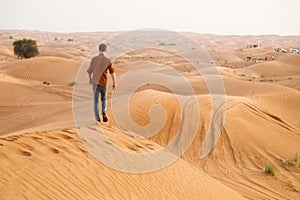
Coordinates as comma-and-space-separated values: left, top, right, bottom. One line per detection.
13, 39, 39, 59
68, 81, 76, 86
159, 42, 176, 46
285, 153, 299, 167
265, 164, 275, 176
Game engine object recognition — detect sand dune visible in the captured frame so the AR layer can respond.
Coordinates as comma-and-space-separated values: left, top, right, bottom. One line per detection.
2, 56, 81, 85
0, 79, 73, 135
0, 45, 14, 57
38, 49, 75, 59
0, 55, 79, 135
0, 30, 300, 199
247, 59, 300, 77
278, 54, 300, 66
278, 77, 300, 91
111, 54, 300, 199
0, 127, 245, 200
187, 33, 300, 51
0, 44, 16, 65
195, 94, 300, 199
126, 85, 300, 199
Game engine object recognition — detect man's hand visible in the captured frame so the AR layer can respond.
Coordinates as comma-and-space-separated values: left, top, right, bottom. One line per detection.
88, 74, 92, 85
111, 72, 117, 91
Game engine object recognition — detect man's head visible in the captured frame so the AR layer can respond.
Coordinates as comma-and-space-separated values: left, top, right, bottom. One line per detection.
99, 43, 107, 52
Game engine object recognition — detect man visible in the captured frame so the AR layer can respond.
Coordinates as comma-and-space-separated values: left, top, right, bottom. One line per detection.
87, 43, 116, 122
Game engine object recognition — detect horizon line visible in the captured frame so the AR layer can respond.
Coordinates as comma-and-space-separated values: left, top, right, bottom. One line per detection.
1, 28, 299, 37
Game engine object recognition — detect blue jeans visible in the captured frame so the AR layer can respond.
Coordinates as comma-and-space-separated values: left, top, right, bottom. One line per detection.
92, 85, 107, 121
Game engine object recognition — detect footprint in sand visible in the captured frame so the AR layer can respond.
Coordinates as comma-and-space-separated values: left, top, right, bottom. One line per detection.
126, 145, 138, 152
49, 148, 60, 154
57, 132, 73, 140
135, 144, 144, 149
19, 143, 34, 150
19, 150, 32, 156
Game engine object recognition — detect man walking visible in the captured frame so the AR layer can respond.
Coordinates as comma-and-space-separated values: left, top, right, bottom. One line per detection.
87, 43, 116, 122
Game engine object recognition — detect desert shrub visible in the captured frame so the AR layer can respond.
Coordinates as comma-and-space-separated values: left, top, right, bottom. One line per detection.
68, 81, 76, 86
159, 43, 176, 46
13, 39, 39, 59
285, 153, 299, 167
265, 164, 275, 176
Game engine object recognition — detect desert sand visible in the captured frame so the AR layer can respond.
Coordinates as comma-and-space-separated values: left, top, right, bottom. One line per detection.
0, 30, 299, 199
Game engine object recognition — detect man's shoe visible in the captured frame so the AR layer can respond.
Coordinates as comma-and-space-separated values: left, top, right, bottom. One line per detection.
102, 113, 108, 122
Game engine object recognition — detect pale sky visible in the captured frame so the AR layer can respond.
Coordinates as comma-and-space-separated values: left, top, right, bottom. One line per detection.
0, 0, 299, 35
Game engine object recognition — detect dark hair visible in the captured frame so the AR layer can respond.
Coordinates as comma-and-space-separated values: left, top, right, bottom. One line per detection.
99, 43, 107, 52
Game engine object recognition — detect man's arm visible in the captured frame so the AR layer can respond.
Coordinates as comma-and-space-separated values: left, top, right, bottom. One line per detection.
87, 58, 93, 84
108, 62, 116, 90
88, 73, 92, 84
111, 72, 116, 90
